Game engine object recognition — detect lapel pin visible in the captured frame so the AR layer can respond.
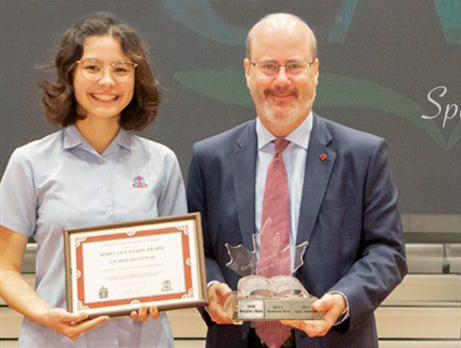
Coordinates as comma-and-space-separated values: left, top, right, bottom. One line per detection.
320, 153, 327, 161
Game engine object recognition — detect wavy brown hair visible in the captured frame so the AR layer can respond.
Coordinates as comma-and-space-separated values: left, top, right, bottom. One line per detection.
40, 13, 160, 130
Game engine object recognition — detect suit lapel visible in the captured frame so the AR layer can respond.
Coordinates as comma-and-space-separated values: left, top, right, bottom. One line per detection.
232, 121, 257, 251
297, 115, 336, 246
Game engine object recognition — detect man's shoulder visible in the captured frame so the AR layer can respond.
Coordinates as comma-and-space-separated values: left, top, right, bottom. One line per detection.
316, 114, 384, 147
193, 119, 255, 154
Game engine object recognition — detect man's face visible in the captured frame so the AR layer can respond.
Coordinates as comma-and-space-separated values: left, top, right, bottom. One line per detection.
244, 23, 319, 137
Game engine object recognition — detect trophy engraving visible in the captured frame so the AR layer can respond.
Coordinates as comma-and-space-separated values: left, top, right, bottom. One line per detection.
224, 220, 323, 321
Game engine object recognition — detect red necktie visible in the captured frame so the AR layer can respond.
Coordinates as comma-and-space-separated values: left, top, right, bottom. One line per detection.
255, 139, 292, 348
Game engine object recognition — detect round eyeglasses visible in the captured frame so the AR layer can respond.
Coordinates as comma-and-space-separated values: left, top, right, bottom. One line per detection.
250, 60, 315, 77
75, 58, 138, 82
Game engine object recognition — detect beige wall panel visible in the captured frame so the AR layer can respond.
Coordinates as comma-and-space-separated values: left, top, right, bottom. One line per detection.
376, 307, 461, 339
0, 308, 22, 338
168, 308, 207, 338
379, 340, 461, 348
383, 274, 461, 304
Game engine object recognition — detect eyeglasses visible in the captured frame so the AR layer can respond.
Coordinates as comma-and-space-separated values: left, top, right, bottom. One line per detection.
75, 58, 138, 82
250, 60, 315, 77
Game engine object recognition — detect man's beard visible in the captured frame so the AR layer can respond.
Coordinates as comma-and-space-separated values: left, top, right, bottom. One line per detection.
259, 86, 302, 120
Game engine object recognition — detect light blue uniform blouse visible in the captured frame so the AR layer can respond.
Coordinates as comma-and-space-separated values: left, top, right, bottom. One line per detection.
0, 125, 187, 347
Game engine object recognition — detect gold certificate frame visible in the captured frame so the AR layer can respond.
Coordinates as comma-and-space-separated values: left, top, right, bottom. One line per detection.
64, 212, 207, 317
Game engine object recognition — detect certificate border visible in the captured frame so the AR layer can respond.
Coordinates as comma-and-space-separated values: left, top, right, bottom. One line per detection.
64, 212, 207, 317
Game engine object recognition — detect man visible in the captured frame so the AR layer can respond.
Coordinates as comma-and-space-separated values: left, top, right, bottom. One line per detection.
187, 13, 407, 348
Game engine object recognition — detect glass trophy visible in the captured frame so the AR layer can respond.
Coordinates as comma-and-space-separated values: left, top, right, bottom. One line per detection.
224, 220, 323, 321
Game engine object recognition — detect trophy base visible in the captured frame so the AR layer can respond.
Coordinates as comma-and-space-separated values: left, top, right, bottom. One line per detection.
225, 292, 324, 321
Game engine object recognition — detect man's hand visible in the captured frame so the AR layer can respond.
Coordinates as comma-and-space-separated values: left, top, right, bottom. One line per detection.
281, 292, 347, 337
130, 305, 160, 323
207, 282, 233, 324
42, 308, 109, 341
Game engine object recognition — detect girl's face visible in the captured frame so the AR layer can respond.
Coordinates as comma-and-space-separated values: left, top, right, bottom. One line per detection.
73, 35, 135, 124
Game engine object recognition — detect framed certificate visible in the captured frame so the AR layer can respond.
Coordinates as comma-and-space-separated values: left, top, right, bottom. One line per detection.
64, 212, 207, 317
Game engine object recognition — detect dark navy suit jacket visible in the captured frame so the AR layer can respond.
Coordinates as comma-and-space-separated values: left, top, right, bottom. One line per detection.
187, 114, 407, 348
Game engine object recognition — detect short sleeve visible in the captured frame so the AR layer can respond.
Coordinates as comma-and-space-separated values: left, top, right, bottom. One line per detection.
157, 150, 187, 217
0, 148, 37, 237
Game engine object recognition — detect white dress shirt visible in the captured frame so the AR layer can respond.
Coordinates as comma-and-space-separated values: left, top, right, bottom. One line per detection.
255, 113, 313, 270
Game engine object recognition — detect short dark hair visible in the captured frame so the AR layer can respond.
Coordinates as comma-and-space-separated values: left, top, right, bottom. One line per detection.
40, 13, 160, 130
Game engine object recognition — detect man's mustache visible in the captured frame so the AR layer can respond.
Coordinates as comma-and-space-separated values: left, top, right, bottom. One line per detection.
264, 87, 299, 97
